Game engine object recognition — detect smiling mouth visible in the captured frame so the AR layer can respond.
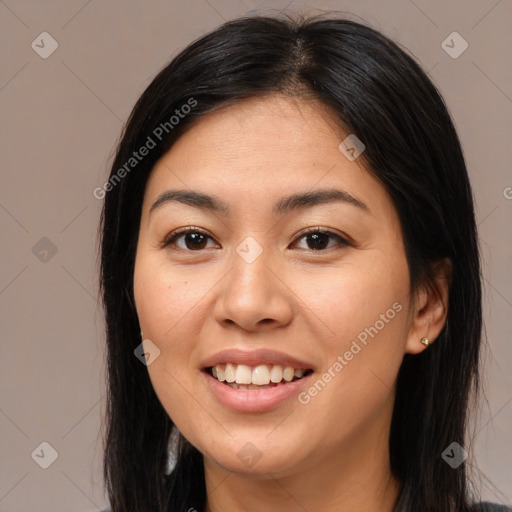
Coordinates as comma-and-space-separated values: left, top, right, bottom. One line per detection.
206, 363, 313, 390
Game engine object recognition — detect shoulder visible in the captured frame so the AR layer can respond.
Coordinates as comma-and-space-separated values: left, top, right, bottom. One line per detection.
471, 502, 512, 512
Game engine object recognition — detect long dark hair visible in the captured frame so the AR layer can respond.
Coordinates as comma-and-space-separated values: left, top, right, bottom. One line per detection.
98, 12, 482, 512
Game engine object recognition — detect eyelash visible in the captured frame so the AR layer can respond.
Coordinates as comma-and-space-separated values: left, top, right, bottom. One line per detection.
160, 226, 352, 252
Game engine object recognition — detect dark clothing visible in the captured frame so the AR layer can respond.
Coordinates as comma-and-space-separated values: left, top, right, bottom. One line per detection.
471, 503, 512, 511
100, 503, 512, 511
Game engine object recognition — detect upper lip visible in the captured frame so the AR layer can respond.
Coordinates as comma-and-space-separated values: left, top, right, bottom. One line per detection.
201, 349, 314, 370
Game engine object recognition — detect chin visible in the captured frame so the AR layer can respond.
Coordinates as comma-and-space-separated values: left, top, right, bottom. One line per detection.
197, 431, 308, 477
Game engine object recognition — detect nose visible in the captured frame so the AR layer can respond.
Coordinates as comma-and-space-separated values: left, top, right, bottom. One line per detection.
213, 247, 293, 332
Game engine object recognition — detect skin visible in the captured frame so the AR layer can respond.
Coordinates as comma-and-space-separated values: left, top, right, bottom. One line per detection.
133, 94, 450, 512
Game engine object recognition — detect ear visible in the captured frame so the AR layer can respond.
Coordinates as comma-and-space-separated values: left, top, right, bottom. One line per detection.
405, 258, 452, 355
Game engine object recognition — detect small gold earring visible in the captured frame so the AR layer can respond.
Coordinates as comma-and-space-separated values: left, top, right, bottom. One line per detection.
421, 337, 430, 346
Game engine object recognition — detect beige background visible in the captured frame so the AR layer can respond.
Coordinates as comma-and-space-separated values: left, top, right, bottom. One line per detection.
1, 0, 511, 510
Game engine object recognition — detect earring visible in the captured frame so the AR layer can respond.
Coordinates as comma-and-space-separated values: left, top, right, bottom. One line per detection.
421, 337, 430, 347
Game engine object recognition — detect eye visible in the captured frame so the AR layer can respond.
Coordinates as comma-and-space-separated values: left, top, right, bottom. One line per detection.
291, 227, 351, 251
161, 226, 351, 252
160, 227, 218, 251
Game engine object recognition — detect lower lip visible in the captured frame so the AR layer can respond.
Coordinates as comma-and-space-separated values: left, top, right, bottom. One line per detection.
202, 370, 313, 412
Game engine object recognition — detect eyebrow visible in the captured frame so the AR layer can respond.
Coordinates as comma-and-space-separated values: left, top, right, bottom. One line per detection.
149, 188, 369, 216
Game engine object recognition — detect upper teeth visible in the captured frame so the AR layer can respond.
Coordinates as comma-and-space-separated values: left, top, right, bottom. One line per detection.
211, 363, 306, 385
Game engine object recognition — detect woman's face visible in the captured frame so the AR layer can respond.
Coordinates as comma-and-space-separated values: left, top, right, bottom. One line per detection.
133, 94, 424, 478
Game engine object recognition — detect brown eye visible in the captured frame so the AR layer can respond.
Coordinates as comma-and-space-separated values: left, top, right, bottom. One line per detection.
179, 232, 209, 250
161, 226, 350, 253
161, 228, 217, 251
292, 228, 351, 251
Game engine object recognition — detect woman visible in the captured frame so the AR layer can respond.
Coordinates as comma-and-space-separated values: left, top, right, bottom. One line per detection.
98, 13, 511, 512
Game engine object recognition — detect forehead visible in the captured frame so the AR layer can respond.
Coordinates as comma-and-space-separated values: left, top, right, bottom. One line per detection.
171, 94, 346, 162
142, 94, 393, 220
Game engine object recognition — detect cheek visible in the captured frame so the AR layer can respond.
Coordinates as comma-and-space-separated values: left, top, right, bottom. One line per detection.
133, 253, 218, 423
293, 257, 409, 425
291, 255, 409, 353
133, 253, 214, 353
